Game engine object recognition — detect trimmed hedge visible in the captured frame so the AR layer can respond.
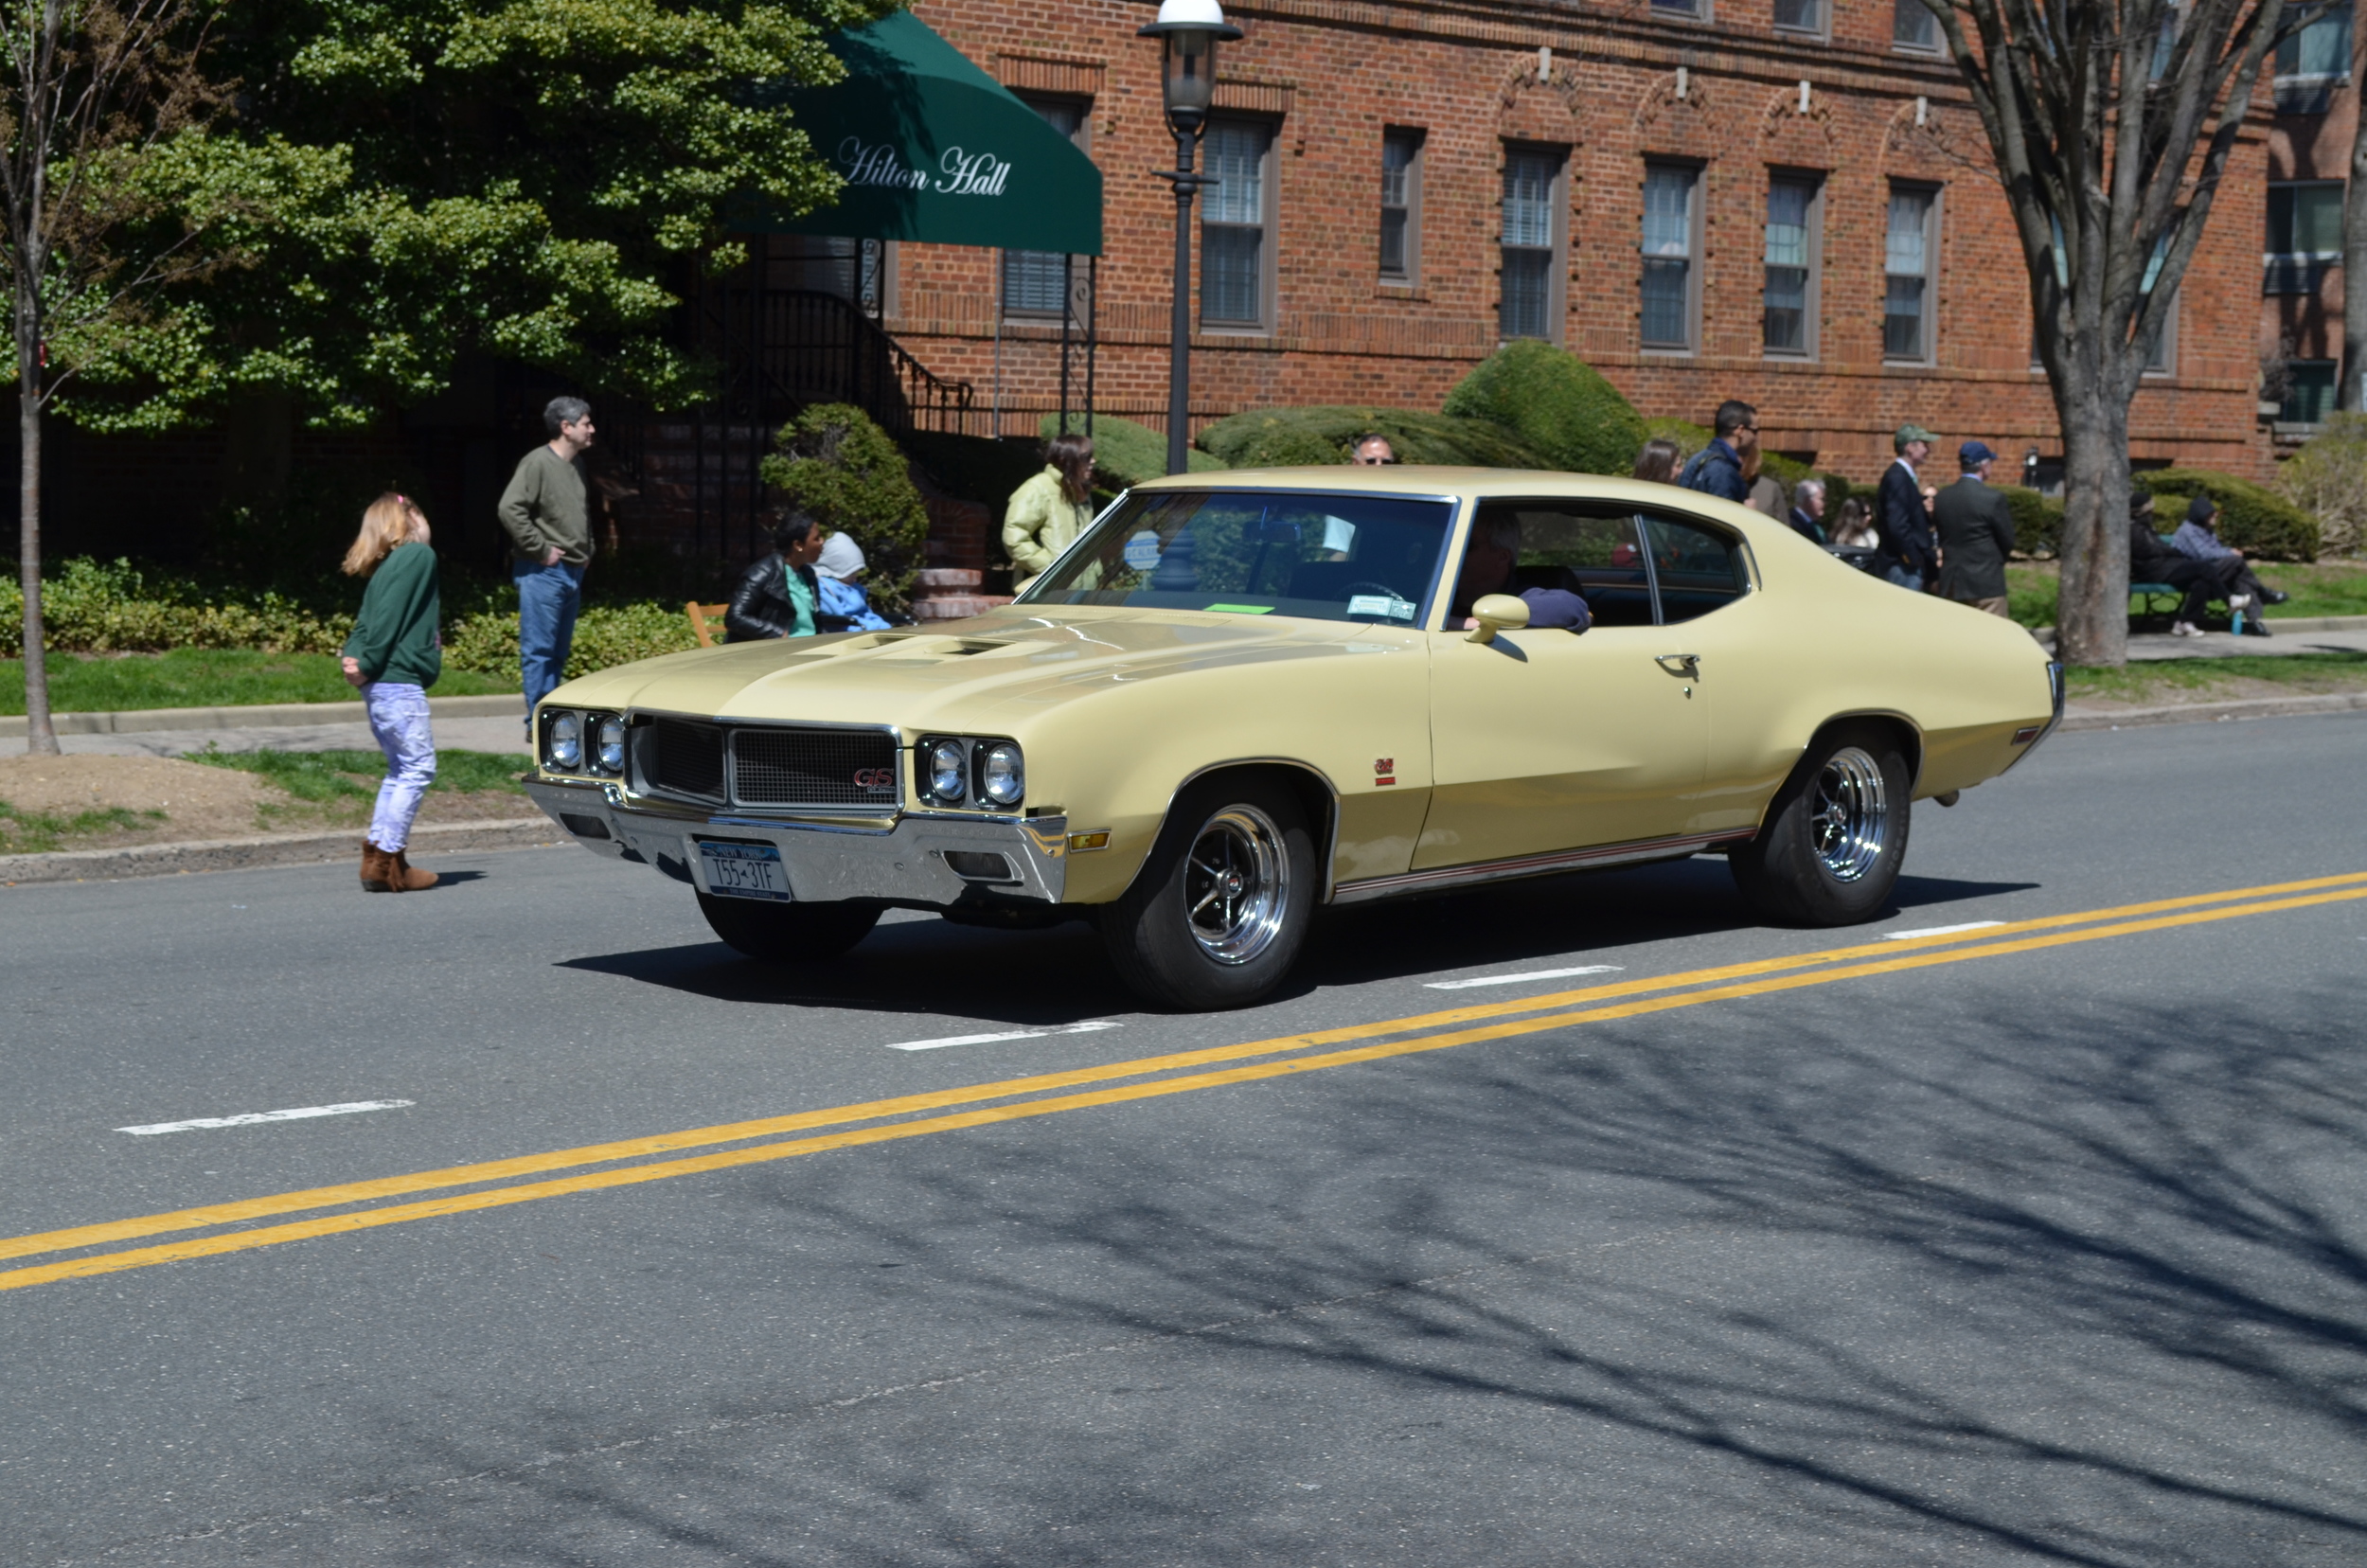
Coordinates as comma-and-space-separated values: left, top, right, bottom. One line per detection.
1198, 405, 1554, 470
1999, 486, 2065, 559
2136, 468, 2323, 561
760, 403, 931, 613
0, 557, 698, 683
1443, 342, 1646, 474
1040, 412, 1219, 489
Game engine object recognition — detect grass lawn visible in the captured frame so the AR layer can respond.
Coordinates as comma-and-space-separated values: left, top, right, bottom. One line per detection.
0, 803, 165, 855
0, 650, 510, 716
2005, 559, 2367, 629
2061, 650, 2367, 705
186, 746, 527, 805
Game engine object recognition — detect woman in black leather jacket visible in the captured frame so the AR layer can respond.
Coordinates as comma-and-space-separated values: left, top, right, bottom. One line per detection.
726, 512, 839, 641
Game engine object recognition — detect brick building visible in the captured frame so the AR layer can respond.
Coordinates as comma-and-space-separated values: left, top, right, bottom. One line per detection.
880, 0, 2277, 484
2260, 2, 2355, 443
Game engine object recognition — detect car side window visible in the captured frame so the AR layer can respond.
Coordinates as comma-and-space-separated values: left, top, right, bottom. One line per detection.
1637, 511, 1750, 624
1491, 505, 1655, 627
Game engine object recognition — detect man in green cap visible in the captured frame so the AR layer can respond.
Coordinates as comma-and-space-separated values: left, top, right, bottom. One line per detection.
1874, 422, 1940, 592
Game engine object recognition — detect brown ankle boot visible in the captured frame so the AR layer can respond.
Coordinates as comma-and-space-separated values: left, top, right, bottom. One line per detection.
388, 847, 438, 892
361, 842, 394, 892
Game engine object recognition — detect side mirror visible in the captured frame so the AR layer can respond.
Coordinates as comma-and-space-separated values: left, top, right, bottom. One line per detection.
1466, 593, 1530, 645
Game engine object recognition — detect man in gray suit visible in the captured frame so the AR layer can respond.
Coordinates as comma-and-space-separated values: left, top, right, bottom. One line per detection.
1932, 440, 2018, 617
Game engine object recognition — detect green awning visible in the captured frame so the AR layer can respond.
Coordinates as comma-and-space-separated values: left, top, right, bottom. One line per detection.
749, 11, 1103, 256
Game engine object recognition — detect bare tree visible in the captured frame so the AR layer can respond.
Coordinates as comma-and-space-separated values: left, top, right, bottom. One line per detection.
1, 0, 216, 753
2339, 13, 2367, 415
1919, 0, 2299, 666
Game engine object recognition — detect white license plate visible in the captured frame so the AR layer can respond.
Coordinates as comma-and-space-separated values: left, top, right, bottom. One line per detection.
696, 840, 792, 901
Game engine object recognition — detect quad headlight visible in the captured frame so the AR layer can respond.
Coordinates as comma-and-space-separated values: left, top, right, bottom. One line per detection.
542, 709, 625, 776
546, 711, 582, 771
980, 742, 1024, 807
917, 736, 1024, 811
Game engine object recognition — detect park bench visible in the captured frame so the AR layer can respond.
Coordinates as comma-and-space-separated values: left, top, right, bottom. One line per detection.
2130, 581, 2251, 634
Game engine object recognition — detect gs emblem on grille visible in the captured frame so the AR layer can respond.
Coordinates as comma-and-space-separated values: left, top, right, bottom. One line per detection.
852, 767, 898, 791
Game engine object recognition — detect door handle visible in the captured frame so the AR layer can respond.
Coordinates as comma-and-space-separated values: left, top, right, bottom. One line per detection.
1655, 653, 1700, 676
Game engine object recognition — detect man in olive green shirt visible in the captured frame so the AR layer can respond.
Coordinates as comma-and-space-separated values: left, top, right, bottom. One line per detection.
500, 396, 597, 721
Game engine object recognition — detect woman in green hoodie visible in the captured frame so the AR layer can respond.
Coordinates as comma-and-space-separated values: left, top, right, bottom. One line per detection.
339, 493, 443, 892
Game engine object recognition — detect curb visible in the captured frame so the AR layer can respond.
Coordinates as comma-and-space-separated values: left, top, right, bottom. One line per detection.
2058, 690, 2367, 732
0, 692, 521, 739
0, 816, 564, 886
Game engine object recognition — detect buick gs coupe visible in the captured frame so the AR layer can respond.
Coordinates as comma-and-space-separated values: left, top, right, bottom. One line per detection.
523, 469, 2062, 1009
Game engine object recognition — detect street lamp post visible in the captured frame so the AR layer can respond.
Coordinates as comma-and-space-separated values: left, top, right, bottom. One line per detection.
1140, 0, 1240, 476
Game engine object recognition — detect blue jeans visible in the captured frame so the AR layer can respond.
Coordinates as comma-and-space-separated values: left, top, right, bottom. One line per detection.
513, 558, 584, 717
364, 682, 436, 852
1884, 563, 1926, 594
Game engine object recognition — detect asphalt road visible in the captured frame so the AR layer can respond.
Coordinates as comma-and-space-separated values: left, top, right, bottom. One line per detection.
5, 712, 2365, 1566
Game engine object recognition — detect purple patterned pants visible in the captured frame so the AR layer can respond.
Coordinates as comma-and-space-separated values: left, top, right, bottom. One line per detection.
364, 682, 437, 852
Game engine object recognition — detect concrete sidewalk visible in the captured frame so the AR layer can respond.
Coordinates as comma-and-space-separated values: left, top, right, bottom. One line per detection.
56, 713, 532, 759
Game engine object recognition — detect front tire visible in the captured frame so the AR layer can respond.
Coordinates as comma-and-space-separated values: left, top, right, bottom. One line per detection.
1098, 777, 1316, 1011
697, 893, 882, 963
1730, 724, 1912, 926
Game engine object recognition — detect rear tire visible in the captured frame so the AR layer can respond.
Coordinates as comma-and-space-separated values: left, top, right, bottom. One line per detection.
697, 893, 882, 963
1097, 776, 1316, 1011
1730, 724, 1912, 926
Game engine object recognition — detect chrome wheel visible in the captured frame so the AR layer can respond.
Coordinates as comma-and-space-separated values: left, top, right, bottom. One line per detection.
1184, 805, 1290, 964
1809, 746, 1890, 882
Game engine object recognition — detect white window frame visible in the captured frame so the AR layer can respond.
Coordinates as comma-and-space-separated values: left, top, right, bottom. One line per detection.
1650, 0, 1711, 20
1772, 0, 1828, 40
1499, 142, 1568, 344
2265, 180, 2344, 295
1379, 128, 1424, 287
1200, 116, 1278, 334
1640, 160, 1702, 355
1883, 182, 1942, 365
1763, 171, 1824, 360
1893, 0, 1944, 54
2273, 1, 2352, 113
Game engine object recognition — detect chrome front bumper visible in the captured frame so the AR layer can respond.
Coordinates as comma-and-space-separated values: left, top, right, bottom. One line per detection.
523, 776, 1067, 904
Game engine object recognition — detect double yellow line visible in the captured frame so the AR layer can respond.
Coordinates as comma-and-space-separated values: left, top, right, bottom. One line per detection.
7, 870, 2365, 1295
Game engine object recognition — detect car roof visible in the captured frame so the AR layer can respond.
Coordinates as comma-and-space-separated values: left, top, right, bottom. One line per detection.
1128, 466, 1773, 529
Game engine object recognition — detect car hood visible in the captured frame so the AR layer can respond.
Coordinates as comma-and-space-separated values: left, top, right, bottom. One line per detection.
543, 605, 1395, 730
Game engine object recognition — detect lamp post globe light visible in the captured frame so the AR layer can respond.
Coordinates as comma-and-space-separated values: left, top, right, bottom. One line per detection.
1140, 0, 1241, 476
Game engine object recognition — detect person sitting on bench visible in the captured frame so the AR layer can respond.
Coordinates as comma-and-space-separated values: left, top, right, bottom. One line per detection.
2170, 495, 2277, 637
2129, 494, 2223, 639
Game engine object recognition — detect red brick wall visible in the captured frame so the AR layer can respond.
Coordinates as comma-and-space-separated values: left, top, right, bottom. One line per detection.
896, 0, 2276, 483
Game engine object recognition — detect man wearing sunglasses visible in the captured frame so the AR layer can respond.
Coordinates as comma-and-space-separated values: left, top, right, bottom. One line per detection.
1678, 401, 1756, 507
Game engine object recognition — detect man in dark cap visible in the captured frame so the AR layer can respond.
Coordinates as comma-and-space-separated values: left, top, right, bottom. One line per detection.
1873, 422, 1940, 592
1932, 440, 2018, 616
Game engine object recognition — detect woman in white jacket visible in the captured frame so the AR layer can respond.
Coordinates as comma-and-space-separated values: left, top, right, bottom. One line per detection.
1002, 433, 1095, 591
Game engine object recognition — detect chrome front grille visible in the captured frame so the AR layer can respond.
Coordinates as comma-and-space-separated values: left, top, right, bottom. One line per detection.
637, 717, 899, 811
734, 726, 899, 809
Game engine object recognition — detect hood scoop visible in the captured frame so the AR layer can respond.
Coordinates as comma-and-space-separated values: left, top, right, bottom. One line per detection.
852, 633, 1016, 666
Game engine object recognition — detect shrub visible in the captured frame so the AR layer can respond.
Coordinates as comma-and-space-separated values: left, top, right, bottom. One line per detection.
760, 403, 932, 612
1999, 486, 2064, 559
444, 601, 697, 682
2278, 414, 2367, 557
1197, 406, 1554, 470
1040, 412, 1219, 489
2136, 468, 2321, 561
1643, 416, 1711, 464
1443, 342, 1646, 474
0, 558, 352, 658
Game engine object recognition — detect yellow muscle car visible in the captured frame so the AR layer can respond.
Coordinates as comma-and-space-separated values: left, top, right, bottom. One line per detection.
522, 470, 2062, 1009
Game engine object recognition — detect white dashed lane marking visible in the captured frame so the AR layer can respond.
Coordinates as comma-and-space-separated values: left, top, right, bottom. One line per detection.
1425, 965, 1624, 990
116, 1100, 416, 1136
884, 1021, 1125, 1052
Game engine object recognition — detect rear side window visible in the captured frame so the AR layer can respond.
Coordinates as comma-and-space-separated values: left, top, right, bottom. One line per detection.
1640, 512, 1751, 623
1489, 506, 1656, 626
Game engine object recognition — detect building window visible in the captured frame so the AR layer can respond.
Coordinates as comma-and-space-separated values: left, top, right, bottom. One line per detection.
2284, 359, 2339, 423
1651, 0, 1706, 18
1379, 130, 1422, 284
2275, 2, 2352, 113
1201, 119, 1273, 330
1002, 99, 1089, 318
1501, 146, 1564, 341
1884, 185, 1939, 361
1764, 174, 1821, 356
2266, 181, 2344, 294
1641, 162, 1698, 351
1894, 0, 1942, 52
1772, 0, 1825, 34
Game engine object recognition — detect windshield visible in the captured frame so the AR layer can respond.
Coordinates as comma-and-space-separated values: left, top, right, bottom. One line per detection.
1017, 489, 1457, 626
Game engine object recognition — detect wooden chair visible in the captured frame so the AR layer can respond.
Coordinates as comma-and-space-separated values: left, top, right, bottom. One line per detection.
686, 601, 729, 648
